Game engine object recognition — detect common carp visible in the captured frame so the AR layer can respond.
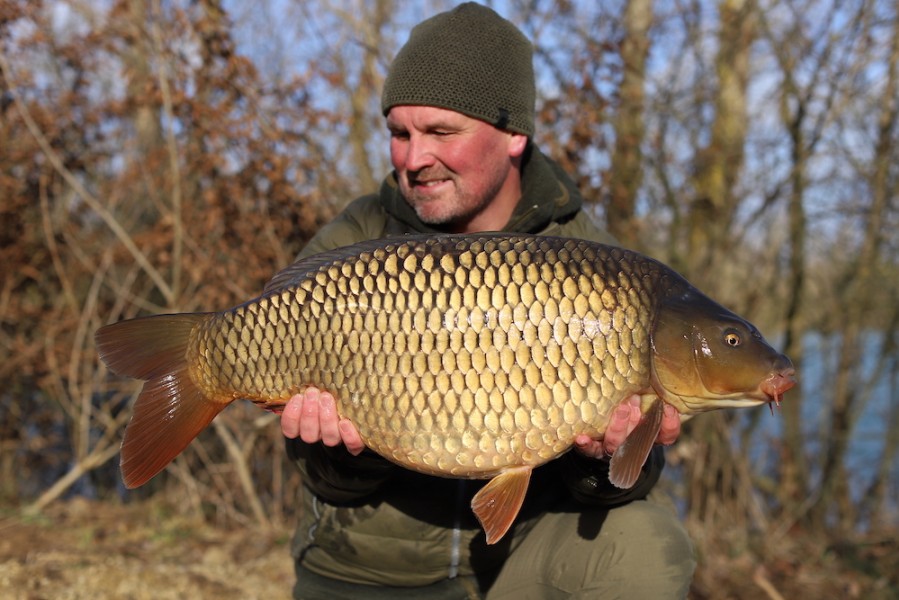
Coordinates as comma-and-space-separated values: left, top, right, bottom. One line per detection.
96, 234, 795, 543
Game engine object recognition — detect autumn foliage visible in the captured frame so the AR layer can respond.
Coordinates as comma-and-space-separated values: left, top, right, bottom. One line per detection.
1, 1, 897, 596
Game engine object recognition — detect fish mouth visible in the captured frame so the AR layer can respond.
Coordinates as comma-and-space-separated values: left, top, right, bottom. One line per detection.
760, 368, 796, 405
760, 368, 796, 413
673, 367, 797, 414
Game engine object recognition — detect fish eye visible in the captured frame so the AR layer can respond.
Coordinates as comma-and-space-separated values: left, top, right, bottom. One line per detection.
724, 330, 742, 347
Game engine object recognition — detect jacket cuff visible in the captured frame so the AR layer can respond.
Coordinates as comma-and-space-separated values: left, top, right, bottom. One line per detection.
286, 437, 397, 503
559, 446, 665, 506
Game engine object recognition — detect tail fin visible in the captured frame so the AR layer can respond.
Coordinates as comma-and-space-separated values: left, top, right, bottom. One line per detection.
96, 313, 226, 488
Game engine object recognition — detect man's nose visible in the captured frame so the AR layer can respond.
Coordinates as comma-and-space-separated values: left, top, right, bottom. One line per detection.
402, 134, 436, 172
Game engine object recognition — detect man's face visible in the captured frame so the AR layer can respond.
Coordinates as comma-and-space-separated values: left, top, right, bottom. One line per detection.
387, 106, 527, 233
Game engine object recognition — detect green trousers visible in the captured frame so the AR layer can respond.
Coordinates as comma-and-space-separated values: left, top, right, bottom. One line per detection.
293, 491, 695, 599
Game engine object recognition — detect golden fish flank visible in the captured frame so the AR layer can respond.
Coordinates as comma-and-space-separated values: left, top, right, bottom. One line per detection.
96, 234, 796, 545
197, 237, 652, 474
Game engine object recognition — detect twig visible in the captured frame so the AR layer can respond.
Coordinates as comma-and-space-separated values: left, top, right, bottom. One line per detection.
213, 419, 271, 531
753, 567, 787, 600
71, 253, 112, 460
23, 441, 122, 516
0, 48, 174, 306
39, 175, 79, 315
149, 1, 184, 306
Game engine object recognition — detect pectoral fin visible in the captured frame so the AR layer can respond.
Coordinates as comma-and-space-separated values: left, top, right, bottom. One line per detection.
471, 466, 532, 545
609, 398, 664, 489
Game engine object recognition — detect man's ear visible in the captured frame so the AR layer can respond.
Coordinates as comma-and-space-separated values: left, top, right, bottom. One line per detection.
508, 133, 528, 158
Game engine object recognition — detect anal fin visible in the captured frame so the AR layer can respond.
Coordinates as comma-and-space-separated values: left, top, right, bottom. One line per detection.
470, 466, 532, 545
609, 398, 664, 489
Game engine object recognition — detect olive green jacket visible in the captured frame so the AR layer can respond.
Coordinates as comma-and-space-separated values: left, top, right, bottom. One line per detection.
288, 144, 666, 587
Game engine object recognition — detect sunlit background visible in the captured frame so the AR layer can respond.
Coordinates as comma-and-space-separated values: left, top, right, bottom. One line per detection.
1, 1, 896, 597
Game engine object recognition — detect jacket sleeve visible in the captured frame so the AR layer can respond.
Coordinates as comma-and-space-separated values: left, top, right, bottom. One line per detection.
287, 194, 398, 503
286, 439, 398, 504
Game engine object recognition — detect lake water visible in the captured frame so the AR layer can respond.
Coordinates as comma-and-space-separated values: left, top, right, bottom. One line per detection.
745, 330, 897, 523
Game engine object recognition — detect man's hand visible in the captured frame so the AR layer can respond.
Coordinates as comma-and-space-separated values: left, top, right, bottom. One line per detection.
280, 387, 365, 455
573, 395, 681, 460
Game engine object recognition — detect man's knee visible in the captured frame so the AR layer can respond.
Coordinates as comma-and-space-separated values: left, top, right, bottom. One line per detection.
586, 494, 695, 597
488, 494, 695, 599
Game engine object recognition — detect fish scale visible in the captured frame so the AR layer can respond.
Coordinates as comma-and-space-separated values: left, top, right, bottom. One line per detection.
195, 236, 654, 477
96, 233, 796, 544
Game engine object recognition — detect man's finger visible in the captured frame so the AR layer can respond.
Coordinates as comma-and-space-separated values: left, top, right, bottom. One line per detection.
601, 402, 633, 456
340, 419, 365, 455
281, 394, 305, 439
656, 403, 681, 446
318, 391, 341, 446
573, 434, 605, 459
298, 388, 322, 443
624, 396, 642, 436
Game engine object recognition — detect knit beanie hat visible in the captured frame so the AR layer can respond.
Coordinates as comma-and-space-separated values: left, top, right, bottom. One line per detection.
381, 2, 536, 136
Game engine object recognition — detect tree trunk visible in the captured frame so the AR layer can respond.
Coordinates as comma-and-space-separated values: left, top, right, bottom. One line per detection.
686, 0, 754, 286
682, 0, 756, 524
606, 0, 652, 249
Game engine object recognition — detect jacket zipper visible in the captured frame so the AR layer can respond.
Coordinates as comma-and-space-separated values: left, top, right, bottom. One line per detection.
448, 480, 466, 578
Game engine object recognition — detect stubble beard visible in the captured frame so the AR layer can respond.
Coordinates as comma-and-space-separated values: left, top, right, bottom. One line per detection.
402, 169, 505, 229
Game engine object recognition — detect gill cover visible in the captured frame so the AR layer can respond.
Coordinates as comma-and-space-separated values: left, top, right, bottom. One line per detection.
650, 287, 786, 412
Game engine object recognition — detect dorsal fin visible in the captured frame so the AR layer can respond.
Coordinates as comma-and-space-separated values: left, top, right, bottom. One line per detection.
262, 236, 419, 293
262, 233, 541, 294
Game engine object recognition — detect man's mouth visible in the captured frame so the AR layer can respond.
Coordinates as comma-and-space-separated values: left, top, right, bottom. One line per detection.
412, 178, 448, 188
408, 178, 452, 198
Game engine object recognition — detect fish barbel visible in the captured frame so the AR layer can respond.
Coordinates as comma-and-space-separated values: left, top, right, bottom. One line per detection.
96, 234, 795, 543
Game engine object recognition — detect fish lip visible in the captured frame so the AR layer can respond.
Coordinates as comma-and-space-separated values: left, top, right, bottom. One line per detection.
760, 368, 797, 406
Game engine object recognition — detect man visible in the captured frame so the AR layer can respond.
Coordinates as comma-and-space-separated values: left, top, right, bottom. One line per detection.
280, 4, 695, 598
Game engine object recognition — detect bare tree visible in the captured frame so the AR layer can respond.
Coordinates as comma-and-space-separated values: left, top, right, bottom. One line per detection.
686, 0, 755, 284
0, 0, 341, 523
755, 0, 879, 531
1, 2, 897, 594
605, 0, 653, 248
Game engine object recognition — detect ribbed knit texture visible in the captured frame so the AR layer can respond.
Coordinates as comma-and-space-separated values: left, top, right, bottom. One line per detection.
381, 2, 536, 136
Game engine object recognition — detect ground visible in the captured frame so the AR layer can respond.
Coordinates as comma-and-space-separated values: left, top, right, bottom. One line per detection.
1, 498, 895, 599
0, 498, 295, 600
